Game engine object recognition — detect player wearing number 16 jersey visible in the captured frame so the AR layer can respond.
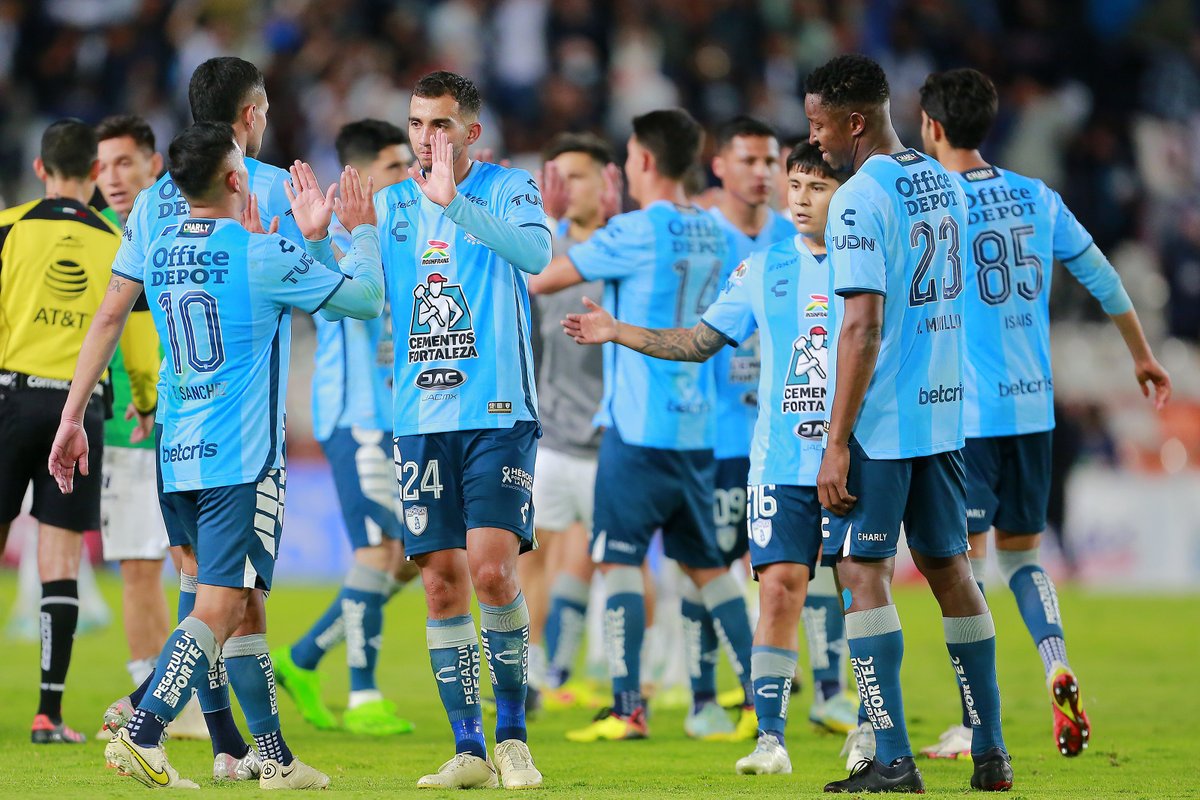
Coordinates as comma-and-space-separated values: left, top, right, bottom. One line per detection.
376, 72, 550, 790
806, 55, 1011, 793
917, 68, 1172, 760
530, 109, 757, 745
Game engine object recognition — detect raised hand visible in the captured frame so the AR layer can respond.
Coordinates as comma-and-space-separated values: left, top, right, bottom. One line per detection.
285, 160, 336, 240
48, 418, 90, 494
562, 296, 617, 345
240, 193, 279, 235
409, 129, 457, 208
333, 165, 376, 232
600, 162, 623, 221
537, 161, 568, 220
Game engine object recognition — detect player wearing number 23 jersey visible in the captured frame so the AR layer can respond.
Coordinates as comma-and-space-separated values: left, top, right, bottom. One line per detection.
822, 148, 969, 562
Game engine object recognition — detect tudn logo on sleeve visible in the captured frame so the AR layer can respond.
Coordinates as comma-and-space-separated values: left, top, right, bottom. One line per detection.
409, 272, 478, 363
404, 505, 428, 535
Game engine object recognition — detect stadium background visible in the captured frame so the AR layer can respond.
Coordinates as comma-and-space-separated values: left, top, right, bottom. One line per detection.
0, 2, 1197, 796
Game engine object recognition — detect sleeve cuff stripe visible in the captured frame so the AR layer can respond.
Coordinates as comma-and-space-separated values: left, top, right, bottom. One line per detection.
700, 318, 738, 347
111, 269, 143, 284
312, 275, 346, 313
1059, 240, 1096, 264
835, 286, 886, 297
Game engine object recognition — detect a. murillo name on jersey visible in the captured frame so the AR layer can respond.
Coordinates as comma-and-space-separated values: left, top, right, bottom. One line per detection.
408, 273, 479, 363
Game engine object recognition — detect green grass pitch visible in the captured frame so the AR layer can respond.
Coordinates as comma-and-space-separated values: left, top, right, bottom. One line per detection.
0, 572, 1195, 797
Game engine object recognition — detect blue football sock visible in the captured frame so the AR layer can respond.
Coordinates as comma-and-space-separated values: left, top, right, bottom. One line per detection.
290, 594, 345, 671
224, 634, 293, 765
803, 568, 846, 702
133, 618, 220, 746
544, 573, 589, 688
945, 613, 1006, 756
342, 564, 390, 693
751, 646, 797, 746
480, 592, 530, 743
680, 579, 718, 711
998, 549, 1068, 674
428, 615, 486, 759
700, 572, 754, 705
128, 670, 155, 707
846, 605, 910, 764
177, 572, 238, 745
603, 567, 645, 716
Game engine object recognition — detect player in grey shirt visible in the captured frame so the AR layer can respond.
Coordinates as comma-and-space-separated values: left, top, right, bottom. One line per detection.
524, 134, 620, 708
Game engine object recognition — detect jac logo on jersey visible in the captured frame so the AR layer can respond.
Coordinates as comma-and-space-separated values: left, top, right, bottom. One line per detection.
795, 420, 824, 440
415, 368, 466, 390
408, 273, 479, 363
421, 240, 451, 266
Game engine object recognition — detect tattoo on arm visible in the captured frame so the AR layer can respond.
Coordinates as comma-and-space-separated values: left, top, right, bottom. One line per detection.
107, 277, 126, 293
631, 322, 727, 362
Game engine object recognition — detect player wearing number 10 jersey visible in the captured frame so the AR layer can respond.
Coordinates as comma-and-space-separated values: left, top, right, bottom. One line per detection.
917, 68, 1172, 761
806, 55, 1011, 793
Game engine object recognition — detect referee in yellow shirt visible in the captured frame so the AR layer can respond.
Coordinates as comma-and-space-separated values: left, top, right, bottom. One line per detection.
0, 119, 130, 744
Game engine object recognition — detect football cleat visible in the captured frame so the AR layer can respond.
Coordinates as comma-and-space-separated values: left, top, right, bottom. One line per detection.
684, 701, 735, 739
31, 714, 85, 744
735, 734, 792, 775
970, 747, 1014, 792
824, 756, 925, 794
166, 696, 209, 741
271, 647, 339, 730
840, 721, 876, 771
259, 757, 330, 790
565, 706, 648, 742
343, 698, 415, 736
104, 727, 198, 789
213, 747, 263, 781
811, 692, 860, 735
495, 739, 543, 789
416, 753, 499, 789
717, 687, 749, 708
918, 723, 972, 759
1049, 664, 1090, 757
540, 681, 605, 712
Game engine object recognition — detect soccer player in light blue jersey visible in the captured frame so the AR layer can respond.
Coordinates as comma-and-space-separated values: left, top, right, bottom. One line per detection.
376, 71, 550, 790
96, 56, 309, 782
806, 55, 1012, 793
273, 120, 418, 738
50, 121, 385, 788
917, 68, 1172, 760
562, 142, 845, 775
531, 109, 757, 745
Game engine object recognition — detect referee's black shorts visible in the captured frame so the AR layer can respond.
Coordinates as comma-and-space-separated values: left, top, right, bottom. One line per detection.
0, 383, 105, 531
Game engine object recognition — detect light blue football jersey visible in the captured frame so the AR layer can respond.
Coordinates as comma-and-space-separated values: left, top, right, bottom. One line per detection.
569, 201, 728, 451
955, 165, 1111, 438
111, 158, 305, 430
702, 235, 831, 485
825, 149, 969, 460
138, 218, 345, 491
374, 161, 547, 437
311, 218, 392, 440
707, 206, 796, 459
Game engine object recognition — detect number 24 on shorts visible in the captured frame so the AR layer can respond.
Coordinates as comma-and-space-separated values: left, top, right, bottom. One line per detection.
398, 459, 444, 500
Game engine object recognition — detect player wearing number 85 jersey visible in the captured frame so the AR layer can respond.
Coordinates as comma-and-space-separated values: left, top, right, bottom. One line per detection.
807, 55, 1012, 794
916, 68, 1172, 761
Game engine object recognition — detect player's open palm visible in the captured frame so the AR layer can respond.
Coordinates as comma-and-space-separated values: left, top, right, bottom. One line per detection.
334, 165, 376, 232
1135, 356, 1172, 411
410, 129, 457, 207
537, 161, 568, 220
600, 163, 623, 221
285, 160, 336, 240
240, 193, 279, 235
48, 418, 89, 495
562, 296, 617, 345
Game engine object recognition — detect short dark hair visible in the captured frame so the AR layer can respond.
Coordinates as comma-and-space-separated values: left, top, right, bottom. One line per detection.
413, 71, 482, 117
95, 114, 156, 154
336, 119, 408, 166
786, 142, 844, 182
631, 109, 703, 180
715, 115, 778, 151
805, 54, 890, 110
541, 132, 614, 166
919, 68, 999, 150
40, 118, 97, 179
168, 122, 237, 201
188, 57, 265, 124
